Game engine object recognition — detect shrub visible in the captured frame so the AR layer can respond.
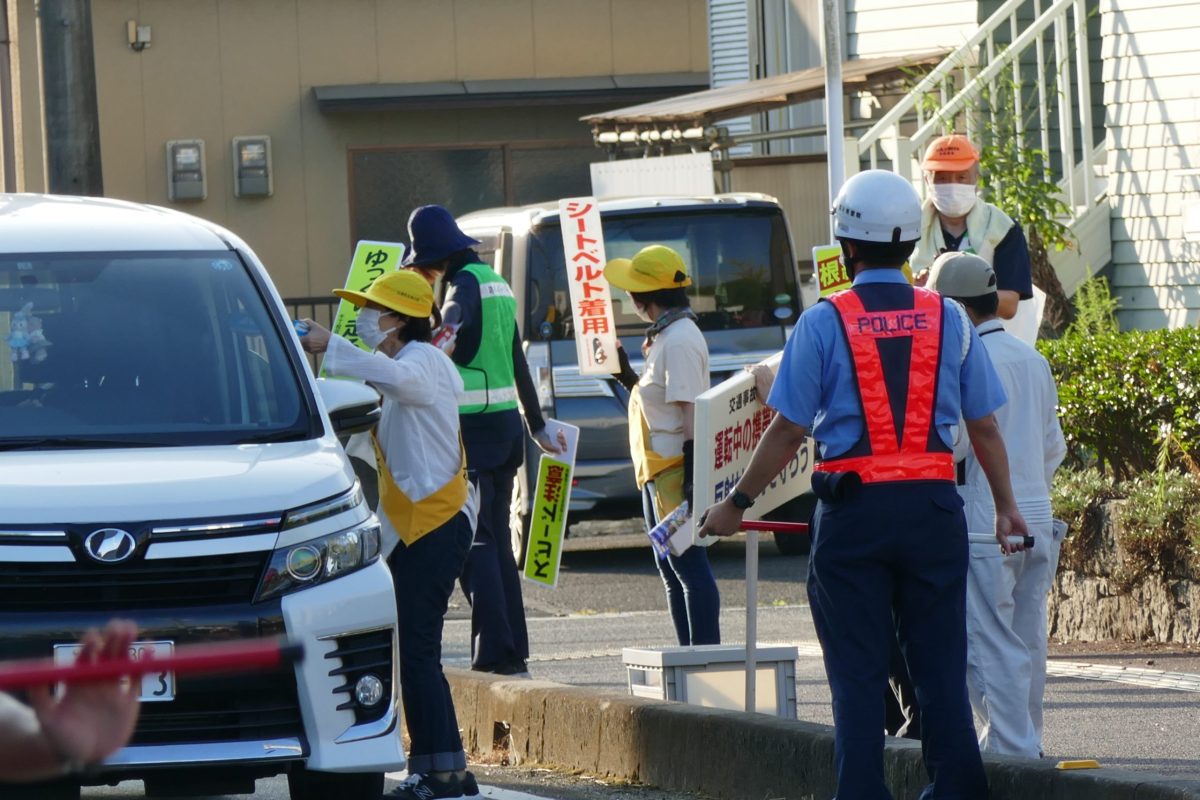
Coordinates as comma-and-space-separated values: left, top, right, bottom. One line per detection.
1039, 326, 1200, 480
1052, 467, 1200, 582
1118, 472, 1200, 579
1052, 467, 1119, 572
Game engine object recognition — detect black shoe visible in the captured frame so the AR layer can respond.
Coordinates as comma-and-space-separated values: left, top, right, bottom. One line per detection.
462, 771, 480, 797
472, 658, 530, 678
494, 658, 530, 677
385, 772, 465, 799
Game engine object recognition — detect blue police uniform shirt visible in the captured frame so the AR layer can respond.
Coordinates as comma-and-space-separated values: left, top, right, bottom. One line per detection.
768, 269, 1007, 460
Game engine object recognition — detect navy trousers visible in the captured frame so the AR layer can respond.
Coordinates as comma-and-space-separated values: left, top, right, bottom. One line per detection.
460, 466, 530, 670
389, 510, 473, 773
642, 484, 721, 646
807, 481, 986, 800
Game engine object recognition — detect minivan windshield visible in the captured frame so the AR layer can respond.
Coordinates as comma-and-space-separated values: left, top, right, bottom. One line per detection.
0, 251, 313, 448
525, 206, 798, 340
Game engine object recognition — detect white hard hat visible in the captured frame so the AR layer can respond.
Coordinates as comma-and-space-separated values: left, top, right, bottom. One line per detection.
831, 170, 922, 243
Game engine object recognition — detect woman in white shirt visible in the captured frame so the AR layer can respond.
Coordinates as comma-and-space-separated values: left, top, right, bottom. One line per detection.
604, 245, 720, 646
300, 270, 479, 800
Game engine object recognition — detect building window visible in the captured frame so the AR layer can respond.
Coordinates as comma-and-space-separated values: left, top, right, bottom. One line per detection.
349, 142, 597, 245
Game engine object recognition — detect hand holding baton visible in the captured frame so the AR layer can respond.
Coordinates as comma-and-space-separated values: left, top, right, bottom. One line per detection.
968, 532, 1034, 549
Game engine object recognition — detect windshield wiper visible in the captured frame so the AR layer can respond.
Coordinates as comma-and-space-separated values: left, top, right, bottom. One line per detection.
230, 429, 311, 445
0, 436, 172, 451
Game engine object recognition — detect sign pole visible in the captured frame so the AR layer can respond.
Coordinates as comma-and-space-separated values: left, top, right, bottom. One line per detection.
821, 0, 846, 239
744, 528, 759, 714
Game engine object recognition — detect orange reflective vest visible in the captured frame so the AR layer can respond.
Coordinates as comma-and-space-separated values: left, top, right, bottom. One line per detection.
814, 286, 955, 484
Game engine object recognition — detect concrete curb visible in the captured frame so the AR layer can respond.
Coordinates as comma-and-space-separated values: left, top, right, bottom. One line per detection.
446, 668, 1200, 799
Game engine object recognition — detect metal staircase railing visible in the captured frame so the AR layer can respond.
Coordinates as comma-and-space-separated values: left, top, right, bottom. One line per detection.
850, 0, 1101, 221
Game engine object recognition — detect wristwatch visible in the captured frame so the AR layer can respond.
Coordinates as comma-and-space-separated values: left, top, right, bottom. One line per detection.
730, 490, 755, 510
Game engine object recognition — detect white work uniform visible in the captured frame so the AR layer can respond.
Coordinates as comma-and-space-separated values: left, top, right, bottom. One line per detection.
956, 318, 1067, 757
323, 335, 478, 555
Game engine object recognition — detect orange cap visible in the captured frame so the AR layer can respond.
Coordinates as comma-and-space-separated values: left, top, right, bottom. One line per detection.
921, 134, 979, 172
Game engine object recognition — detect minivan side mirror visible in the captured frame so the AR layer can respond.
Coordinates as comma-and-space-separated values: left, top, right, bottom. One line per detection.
316, 379, 381, 437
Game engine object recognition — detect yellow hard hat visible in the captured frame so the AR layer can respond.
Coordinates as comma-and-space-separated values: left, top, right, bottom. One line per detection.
333, 270, 433, 318
603, 245, 692, 293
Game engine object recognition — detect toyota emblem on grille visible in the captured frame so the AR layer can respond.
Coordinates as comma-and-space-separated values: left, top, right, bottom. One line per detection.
84, 528, 137, 563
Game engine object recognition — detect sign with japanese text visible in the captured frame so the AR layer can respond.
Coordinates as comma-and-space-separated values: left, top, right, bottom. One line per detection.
558, 198, 619, 376
691, 353, 812, 546
522, 421, 580, 588
813, 244, 850, 297
321, 240, 405, 377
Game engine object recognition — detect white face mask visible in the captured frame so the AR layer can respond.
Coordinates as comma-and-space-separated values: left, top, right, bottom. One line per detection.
930, 183, 977, 217
356, 308, 389, 349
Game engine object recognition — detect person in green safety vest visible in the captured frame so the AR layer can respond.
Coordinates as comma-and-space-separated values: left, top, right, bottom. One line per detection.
405, 204, 565, 677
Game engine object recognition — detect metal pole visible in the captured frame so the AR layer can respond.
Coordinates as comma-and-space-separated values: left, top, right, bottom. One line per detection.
820, 0, 845, 238
1073, 0, 1095, 206
744, 528, 758, 714
0, 0, 16, 192
40, 0, 103, 196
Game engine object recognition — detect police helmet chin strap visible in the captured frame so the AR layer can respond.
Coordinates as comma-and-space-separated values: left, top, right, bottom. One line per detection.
839, 240, 860, 281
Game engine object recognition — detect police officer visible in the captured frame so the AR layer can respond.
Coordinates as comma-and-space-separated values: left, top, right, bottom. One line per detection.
699, 170, 1029, 799
405, 205, 564, 677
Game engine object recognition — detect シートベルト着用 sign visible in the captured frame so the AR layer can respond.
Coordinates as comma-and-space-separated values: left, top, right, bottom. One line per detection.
558, 198, 619, 376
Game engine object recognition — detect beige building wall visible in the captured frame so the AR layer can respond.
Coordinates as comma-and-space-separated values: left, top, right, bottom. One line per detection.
11, 0, 707, 298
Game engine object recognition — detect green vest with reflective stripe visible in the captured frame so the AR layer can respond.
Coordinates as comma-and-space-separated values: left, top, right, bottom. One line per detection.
458, 263, 518, 415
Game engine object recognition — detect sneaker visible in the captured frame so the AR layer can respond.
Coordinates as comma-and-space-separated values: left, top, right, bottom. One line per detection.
461, 771, 480, 797
385, 772, 465, 800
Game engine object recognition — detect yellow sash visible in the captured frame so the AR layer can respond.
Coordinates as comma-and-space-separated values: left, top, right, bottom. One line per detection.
372, 432, 468, 547
627, 384, 686, 520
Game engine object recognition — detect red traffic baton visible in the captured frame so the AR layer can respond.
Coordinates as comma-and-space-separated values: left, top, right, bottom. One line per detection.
0, 637, 304, 691
739, 520, 810, 535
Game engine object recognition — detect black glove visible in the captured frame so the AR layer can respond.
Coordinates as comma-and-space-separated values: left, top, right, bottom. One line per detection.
613, 344, 639, 391
682, 439, 695, 512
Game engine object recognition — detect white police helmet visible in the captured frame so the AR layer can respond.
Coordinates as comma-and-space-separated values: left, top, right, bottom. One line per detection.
831, 170, 923, 244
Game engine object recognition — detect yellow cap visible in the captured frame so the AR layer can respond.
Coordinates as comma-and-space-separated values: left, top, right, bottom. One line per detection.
603, 245, 692, 293
333, 270, 433, 318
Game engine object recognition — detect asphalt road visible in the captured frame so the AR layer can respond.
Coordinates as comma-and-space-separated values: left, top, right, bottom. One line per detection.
80, 528, 1200, 797
446, 532, 1200, 779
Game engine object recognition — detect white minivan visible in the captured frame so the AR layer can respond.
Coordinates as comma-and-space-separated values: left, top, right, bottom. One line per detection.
0, 195, 402, 799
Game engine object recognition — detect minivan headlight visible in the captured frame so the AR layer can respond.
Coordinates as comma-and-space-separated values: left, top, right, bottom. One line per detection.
255, 521, 381, 603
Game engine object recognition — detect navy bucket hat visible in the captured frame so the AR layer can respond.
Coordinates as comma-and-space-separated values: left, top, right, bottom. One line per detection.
403, 204, 480, 266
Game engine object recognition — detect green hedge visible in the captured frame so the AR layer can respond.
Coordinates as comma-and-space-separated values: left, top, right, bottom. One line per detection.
1038, 327, 1200, 480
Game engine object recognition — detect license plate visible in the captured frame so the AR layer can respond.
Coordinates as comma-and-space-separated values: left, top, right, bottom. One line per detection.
53, 640, 175, 702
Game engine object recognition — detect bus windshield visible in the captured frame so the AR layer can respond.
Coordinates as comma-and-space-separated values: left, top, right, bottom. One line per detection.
525, 206, 799, 340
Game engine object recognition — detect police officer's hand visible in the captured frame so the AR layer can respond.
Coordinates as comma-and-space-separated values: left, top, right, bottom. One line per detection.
696, 498, 743, 540
994, 504, 1030, 555
298, 319, 331, 355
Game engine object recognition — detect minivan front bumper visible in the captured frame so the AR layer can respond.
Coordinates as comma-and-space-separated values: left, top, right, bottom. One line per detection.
0, 557, 403, 781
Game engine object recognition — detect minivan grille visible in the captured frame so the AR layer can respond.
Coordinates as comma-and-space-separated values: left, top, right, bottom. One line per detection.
0, 552, 270, 611
132, 667, 301, 745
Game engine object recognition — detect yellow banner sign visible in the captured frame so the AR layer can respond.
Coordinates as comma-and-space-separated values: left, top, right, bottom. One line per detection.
523, 456, 571, 586
523, 420, 578, 587
813, 244, 850, 297
321, 240, 406, 377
